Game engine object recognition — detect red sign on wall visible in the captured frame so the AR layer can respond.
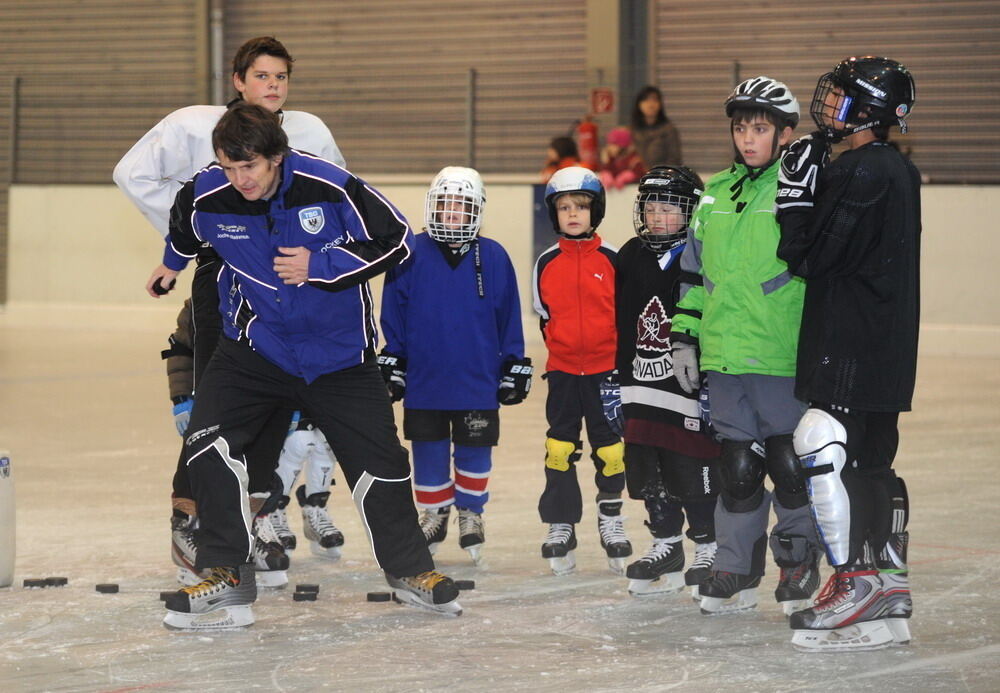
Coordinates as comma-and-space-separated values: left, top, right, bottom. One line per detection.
590, 87, 615, 115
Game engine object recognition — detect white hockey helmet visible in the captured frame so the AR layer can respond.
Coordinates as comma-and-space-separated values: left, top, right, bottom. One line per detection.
424, 166, 486, 244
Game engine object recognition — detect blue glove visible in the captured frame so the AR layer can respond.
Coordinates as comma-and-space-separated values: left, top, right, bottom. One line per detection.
288, 410, 301, 436
599, 371, 624, 438
172, 397, 193, 436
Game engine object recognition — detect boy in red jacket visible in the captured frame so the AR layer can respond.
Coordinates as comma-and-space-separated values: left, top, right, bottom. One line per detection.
532, 167, 630, 576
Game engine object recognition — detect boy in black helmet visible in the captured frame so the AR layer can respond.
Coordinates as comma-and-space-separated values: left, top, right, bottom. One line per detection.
776, 56, 920, 651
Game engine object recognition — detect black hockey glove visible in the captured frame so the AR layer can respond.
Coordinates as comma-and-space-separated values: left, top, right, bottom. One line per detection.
376, 350, 406, 403
497, 357, 533, 405
599, 371, 624, 438
776, 131, 831, 211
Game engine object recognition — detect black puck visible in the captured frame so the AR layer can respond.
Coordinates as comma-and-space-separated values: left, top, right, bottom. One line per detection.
95, 583, 119, 594
295, 583, 320, 593
455, 579, 476, 591
23, 578, 47, 588
366, 591, 392, 602
159, 591, 175, 601
293, 591, 317, 602
45, 577, 68, 587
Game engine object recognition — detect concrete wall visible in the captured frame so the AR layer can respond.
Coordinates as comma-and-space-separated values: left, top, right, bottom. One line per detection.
5, 183, 998, 355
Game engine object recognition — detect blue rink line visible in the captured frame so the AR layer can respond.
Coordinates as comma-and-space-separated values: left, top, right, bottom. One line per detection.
0, 367, 160, 386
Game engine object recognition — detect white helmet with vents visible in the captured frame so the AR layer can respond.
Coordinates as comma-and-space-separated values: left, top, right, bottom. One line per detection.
725, 75, 800, 128
424, 166, 485, 244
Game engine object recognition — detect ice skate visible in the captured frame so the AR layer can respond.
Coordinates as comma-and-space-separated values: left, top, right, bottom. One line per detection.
418, 506, 450, 555
699, 570, 761, 614
171, 515, 205, 586
267, 495, 297, 552
252, 514, 290, 588
597, 499, 632, 575
775, 557, 821, 616
297, 487, 344, 560
457, 507, 485, 565
879, 531, 912, 645
789, 569, 894, 652
385, 570, 462, 617
684, 541, 717, 601
541, 523, 577, 576
163, 564, 256, 631
626, 536, 684, 597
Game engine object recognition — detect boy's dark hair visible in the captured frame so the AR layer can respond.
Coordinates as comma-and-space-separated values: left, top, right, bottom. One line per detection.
550, 136, 578, 160
212, 103, 289, 162
631, 85, 669, 129
232, 36, 294, 80
730, 106, 793, 131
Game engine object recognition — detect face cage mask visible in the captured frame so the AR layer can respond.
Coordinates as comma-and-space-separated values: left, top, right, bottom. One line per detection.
633, 191, 695, 249
425, 191, 483, 244
810, 74, 903, 141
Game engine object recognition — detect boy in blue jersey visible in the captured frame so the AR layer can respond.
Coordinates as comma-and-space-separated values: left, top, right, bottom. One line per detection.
147, 103, 461, 629
379, 167, 531, 565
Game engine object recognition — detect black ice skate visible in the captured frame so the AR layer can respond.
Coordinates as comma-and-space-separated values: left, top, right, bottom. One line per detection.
790, 569, 894, 652
252, 514, 290, 588
878, 531, 912, 645
457, 507, 485, 565
775, 557, 821, 616
170, 514, 206, 587
541, 523, 577, 576
385, 570, 462, 617
684, 541, 717, 602
297, 486, 344, 561
163, 564, 257, 631
699, 570, 762, 614
267, 495, 297, 552
626, 536, 684, 597
597, 498, 632, 575
419, 506, 450, 555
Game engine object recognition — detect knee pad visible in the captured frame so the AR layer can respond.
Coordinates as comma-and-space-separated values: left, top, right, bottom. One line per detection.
545, 438, 581, 472
794, 408, 852, 567
719, 439, 765, 502
593, 441, 625, 477
765, 433, 808, 509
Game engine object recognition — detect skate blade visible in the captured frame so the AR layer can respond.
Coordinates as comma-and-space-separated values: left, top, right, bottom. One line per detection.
255, 570, 288, 589
627, 573, 685, 597
700, 588, 758, 615
163, 604, 254, 631
607, 557, 627, 576
780, 597, 814, 617
391, 589, 463, 617
464, 543, 484, 566
548, 551, 576, 577
791, 620, 895, 652
887, 618, 912, 645
689, 585, 701, 603
309, 542, 343, 562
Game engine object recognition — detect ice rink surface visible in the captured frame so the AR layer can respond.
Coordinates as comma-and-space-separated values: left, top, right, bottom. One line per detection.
1, 305, 998, 692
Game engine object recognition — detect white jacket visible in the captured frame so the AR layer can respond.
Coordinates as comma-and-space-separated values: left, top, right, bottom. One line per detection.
113, 104, 346, 237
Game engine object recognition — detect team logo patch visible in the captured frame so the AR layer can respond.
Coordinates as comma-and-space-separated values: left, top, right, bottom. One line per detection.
636, 296, 671, 353
895, 103, 909, 117
298, 207, 325, 234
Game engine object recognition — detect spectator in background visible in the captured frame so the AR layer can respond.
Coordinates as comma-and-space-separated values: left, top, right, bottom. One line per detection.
540, 136, 581, 182
598, 127, 645, 190
630, 86, 683, 167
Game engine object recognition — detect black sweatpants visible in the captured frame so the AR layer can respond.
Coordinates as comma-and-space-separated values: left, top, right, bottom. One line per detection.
171, 254, 291, 502
184, 337, 434, 578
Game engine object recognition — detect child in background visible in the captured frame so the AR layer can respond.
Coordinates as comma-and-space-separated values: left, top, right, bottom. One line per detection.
599, 127, 646, 190
540, 136, 581, 183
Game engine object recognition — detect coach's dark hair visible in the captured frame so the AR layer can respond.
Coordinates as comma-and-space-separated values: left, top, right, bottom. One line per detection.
212, 103, 289, 162
232, 36, 294, 80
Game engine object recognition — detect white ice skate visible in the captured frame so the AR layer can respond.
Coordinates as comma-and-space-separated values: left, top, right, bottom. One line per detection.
297, 487, 344, 560
267, 501, 297, 552
457, 507, 485, 566
385, 570, 462, 617
698, 570, 761, 615
790, 570, 895, 652
163, 564, 256, 631
541, 523, 577, 576
626, 536, 685, 597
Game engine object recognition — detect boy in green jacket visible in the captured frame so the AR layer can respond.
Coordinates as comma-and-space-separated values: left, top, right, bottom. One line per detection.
670, 77, 821, 616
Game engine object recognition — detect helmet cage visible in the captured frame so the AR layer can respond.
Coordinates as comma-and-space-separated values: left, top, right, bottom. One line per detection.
425, 180, 484, 244
811, 63, 914, 140
633, 190, 697, 250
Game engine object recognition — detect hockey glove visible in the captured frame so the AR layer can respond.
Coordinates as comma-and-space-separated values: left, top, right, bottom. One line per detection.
599, 371, 624, 438
376, 350, 407, 402
498, 357, 533, 405
671, 342, 700, 394
172, 396, 193, 436
776, 131, 831, 211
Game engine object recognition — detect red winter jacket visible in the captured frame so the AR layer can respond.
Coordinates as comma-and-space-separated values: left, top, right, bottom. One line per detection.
532, 234, 617, 375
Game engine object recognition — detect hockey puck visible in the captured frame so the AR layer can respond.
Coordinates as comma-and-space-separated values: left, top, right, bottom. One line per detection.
95, 583, 119, 594
23, 578, 47, 588
159, 591, 175, 602
45, 577, 68, 587
366, 591, 392, 602
292, 591, 317, 602
455, 579, 476, 591
295, 583, 320, 593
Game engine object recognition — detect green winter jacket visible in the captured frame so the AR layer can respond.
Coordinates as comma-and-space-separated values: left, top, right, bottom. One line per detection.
672, 162, 804, 376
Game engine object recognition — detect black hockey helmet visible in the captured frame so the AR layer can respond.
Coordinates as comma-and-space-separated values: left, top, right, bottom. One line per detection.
632, 166, 704, 251
810, 56, 915, 141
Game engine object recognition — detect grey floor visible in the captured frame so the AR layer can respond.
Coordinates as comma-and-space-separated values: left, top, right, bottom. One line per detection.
1, 305, 998, 692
